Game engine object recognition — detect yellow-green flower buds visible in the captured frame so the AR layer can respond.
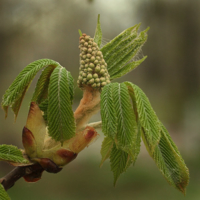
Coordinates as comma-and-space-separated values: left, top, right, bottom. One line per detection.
78, 33, 110, 89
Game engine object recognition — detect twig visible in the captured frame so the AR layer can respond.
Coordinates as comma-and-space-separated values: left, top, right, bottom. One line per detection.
0, 164, 43, 191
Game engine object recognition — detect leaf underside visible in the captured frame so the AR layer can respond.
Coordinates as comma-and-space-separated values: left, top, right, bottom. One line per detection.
0, 145, 29, 164
0, 184, 10, 200
48, 66, 75, 144
1, 59, 60, 119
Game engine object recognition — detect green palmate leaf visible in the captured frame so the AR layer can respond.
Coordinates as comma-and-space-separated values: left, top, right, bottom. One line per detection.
32, 65, 55, 104
101, 24, 140, 59
107, 28, 148, 78
112, 83, 137, 153
142, 123, 189, 194
125, 82, 161, 153
0, 145, 29, 164
101, 24, 148, 80
0, 184, 10, 200
110, 56, 147, 80
48, 66, 75, 144
101, 84, 118, 139
110, 143, 130, 185
1, 59, 60, 119
101, 82, 138, 155
94, 14, 102, 47
100, 136, 114, 166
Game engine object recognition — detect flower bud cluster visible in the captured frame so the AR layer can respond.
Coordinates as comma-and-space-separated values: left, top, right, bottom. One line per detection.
77, 33, 110, 89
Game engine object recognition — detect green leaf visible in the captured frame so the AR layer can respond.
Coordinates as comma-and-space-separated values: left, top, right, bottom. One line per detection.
101, 84, 118, 139
1, 59, 59, 119
39, 98, 48, 123
112, 83, 137, 153
142, 123, 189, 194
100, 136, 114, 166
101, 24, 140, 59
107, 28, 149, 78
94, 14, 102, 47
0, 145, 29, 164
78, 29, 82, 36
110, 56, 147, 80
32, 65, 55, 104
48, 66, 75, 144
125, 82, 161, 153
101, 24, 148, 80
0, 184, 10, 200
110, 143, 130, 185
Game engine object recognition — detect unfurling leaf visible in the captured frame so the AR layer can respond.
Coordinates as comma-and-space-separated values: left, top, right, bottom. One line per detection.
110, 56, 147, 80
1, 59, 60, 119
125, 82, 161, 153
48, 66, 75, 144
0, 184, 10, 200
0, 145, 29, 165
101, 24, 148, 80
32, 65, 55, 104
94, 14, 102, 47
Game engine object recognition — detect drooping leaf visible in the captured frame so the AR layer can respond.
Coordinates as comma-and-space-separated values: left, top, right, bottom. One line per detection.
110, 56, 147, 80
141, 123, 189, 194
112, 83, 137, 153
145, 123, 189, 194
110, 143, 130, 185
48, 66, 75, 144
0, 145, 29, 164
94, 14, 102, 47
0, 184, 10, 200
32, 65, 55, 104
1, 59, 60, 119
100, 136, 114, 166
125, 82, 161, 153
125, 81, 189, 193
101, 83, 118, 139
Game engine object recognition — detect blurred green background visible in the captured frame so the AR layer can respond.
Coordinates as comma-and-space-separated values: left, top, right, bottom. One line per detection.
0, 0, 200, 199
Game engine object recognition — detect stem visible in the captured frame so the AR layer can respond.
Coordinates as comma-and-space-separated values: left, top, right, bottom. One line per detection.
74, 86, 101, 131
0, 164, 43, 191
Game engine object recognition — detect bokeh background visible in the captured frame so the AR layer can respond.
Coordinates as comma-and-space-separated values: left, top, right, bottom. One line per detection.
0, 0, 200, 199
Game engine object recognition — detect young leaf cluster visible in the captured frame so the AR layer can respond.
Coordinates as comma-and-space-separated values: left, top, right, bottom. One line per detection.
93, 19, 189, 193
1, 59, 75, 144
100, 81, 189, 193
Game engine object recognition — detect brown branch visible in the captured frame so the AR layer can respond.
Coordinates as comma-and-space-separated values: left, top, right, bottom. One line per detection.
0, 164, 43, 191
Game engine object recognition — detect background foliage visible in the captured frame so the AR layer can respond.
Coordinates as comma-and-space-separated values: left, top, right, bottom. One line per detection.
0, 0, 200, 199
